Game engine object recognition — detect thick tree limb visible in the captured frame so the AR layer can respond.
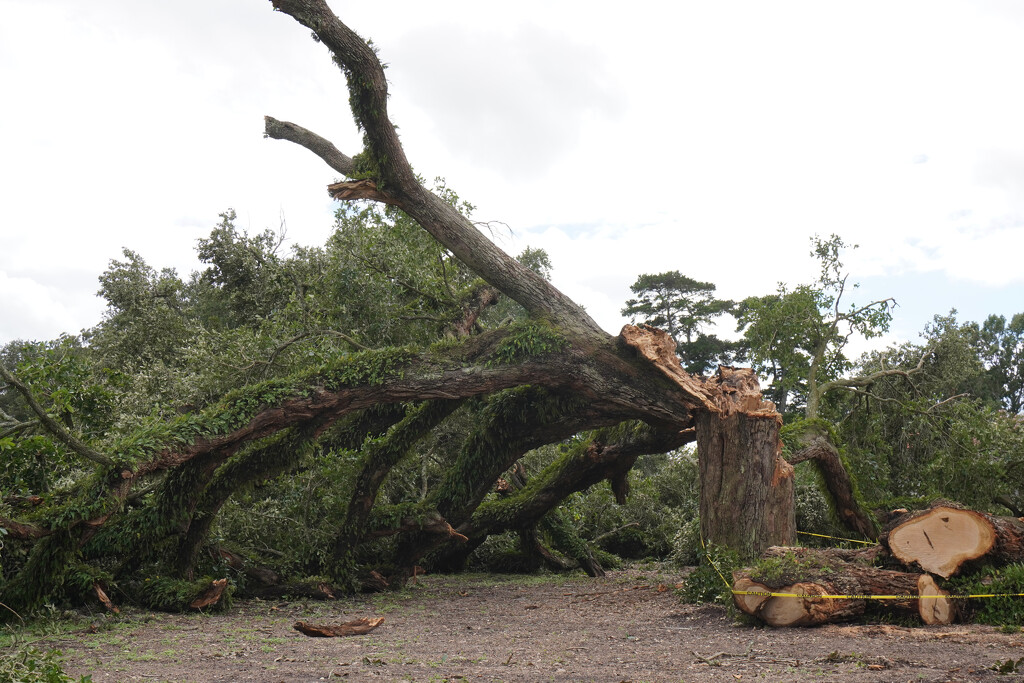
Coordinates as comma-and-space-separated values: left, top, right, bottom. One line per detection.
0, 418, 38, 439
789, 434, 878, 540
267, 0, 604, 334
331, 399, 463, 563
0, 364, 112, 467
817, 344, 930, 398
0, 516, 50, 540
463, 423, 694, 538
263, 116, 354, 175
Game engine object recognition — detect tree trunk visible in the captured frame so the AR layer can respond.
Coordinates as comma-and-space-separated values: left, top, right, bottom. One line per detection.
697, 368, 795, 559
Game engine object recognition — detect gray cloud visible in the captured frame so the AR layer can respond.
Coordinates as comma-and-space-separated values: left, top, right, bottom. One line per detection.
389, 22, 623, 178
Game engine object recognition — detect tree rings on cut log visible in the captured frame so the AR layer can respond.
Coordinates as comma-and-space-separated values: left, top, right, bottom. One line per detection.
886, 506, 995, 578
293, 617, 385, 637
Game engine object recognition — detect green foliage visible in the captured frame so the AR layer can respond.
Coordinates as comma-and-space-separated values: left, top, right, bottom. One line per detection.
949, 563, 1024, 627
133, 575, 233, 613
567, 450, 699, 560
486, 322, 567, 367
991, 657, 1024, 675
841, 312, 1024, 510
737, 234, 893, 416
747, 550, 835, 587
975, 312, 1024, 414
466, 532, 539, 574
678, 543, 740, 606
0, 647, 91, 683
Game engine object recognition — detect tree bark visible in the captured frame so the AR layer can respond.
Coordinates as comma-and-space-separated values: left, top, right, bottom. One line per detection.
697, 368, 795, 559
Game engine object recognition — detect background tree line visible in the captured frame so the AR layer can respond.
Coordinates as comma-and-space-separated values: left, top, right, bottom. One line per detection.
2, 210, 1021, 614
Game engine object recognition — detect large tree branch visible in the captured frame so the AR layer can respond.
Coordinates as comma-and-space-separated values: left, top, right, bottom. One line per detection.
817, 343, 931, 398
264, 115, 354, 175
463, 423, 695, 538
266, 0, 604, 335
0, 364, 113, 467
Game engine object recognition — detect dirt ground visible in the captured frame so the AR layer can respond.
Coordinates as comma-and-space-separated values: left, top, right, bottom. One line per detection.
31, 568, 1024, 682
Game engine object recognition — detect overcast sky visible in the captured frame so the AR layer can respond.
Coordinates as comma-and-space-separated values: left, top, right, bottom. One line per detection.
3, 1, 1023, 356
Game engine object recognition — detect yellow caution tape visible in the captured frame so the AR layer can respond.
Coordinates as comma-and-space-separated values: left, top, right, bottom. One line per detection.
732, 590, 1024, 600
697, 532, 734, 590
796, 530, 874, 545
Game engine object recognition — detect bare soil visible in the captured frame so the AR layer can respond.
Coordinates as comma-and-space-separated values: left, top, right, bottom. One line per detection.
34, 569, 1024, 682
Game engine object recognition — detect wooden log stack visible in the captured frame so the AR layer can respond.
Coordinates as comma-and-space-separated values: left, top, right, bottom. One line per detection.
730, 502, 1020, 627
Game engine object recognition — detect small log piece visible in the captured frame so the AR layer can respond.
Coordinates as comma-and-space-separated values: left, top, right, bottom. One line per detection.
918, 574, 957, 625
293, 617, 384, 637
93, 583, 119, 614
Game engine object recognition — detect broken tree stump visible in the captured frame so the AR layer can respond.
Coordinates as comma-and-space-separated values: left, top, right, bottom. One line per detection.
882, 504, 1024, 578
293, 617, 384, 637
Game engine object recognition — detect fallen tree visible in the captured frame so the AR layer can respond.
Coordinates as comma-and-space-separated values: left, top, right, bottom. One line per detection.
0, 0, 874, 615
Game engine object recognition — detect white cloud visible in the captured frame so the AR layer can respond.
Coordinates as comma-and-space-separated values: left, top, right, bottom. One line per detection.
2, 0, 1024, 348
0, 272, 102, 343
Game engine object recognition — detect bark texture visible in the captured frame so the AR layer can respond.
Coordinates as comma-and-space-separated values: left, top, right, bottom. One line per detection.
697, 368, 795, 558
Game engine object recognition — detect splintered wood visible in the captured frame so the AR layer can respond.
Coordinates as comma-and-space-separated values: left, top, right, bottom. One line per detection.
619, 324, 717, 413
293, 617, 385, 637
189, 578, 228, 610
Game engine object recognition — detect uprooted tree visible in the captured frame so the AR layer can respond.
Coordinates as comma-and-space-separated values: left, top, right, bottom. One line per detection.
2, 0, 898, 615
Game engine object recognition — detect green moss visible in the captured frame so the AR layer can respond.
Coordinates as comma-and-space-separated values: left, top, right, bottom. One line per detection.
780, 416, 839, 453
748, 549, 836, 588
485, 321, 568, 367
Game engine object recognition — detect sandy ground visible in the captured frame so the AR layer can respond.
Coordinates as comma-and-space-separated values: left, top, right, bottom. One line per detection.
30, 569, 1024, 682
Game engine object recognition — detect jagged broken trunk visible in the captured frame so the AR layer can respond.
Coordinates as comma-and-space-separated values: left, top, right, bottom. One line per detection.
620, 328, 796, 559
696, 370, 796, 558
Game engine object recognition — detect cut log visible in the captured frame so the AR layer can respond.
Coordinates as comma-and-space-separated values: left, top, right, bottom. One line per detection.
881, 504, 1024, 578
918, 574, 957, 625
732, 546, 956, 626
293, 617, 384, 637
